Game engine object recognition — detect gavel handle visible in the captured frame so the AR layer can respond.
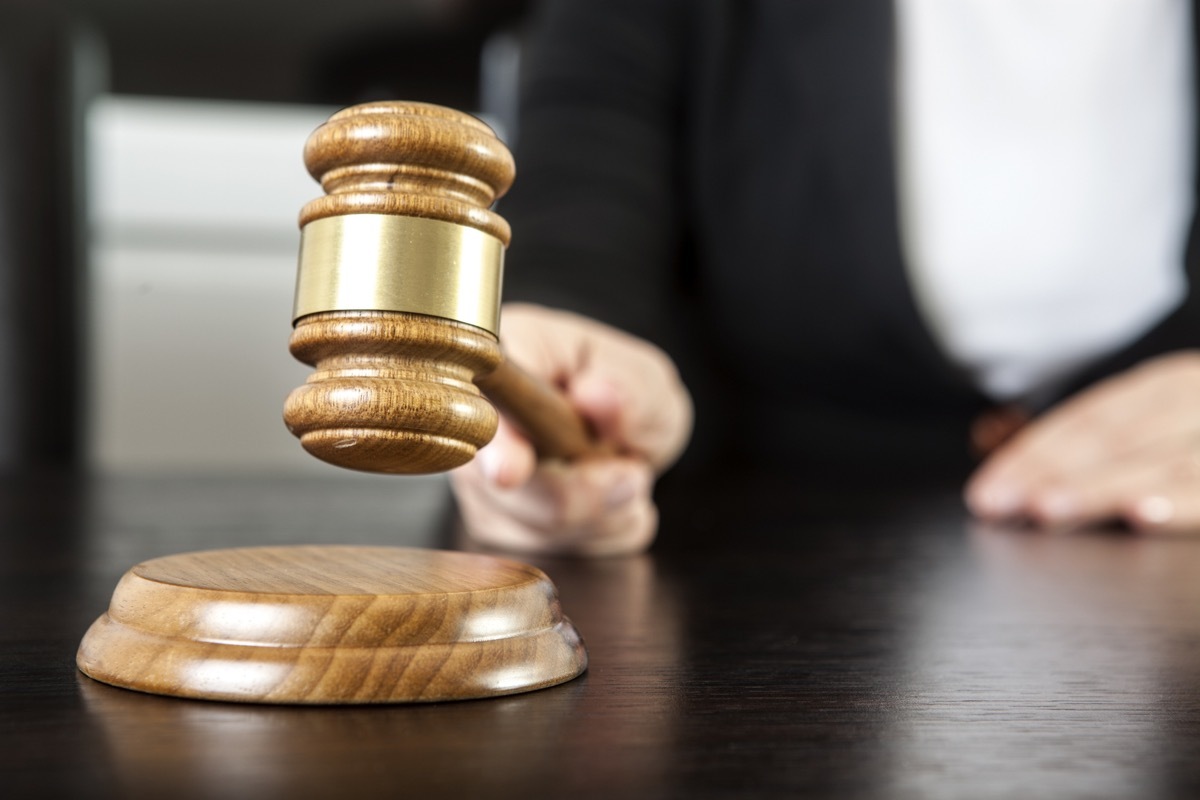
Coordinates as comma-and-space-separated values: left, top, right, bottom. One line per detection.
475, 359, 612, 460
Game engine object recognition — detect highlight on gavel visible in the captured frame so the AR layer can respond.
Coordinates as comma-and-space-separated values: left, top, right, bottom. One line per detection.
284, 100, 599, 474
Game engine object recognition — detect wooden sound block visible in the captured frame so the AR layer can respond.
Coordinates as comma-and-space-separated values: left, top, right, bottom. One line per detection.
76, 546, 588, 704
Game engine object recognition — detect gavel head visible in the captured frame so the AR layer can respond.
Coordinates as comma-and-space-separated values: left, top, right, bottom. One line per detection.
283, 102, 515, 474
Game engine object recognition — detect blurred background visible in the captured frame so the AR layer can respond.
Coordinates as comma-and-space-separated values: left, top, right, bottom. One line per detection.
0, 0, 531, 475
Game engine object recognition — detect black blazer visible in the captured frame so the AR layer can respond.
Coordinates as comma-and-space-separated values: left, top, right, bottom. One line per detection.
500, 0, 1200, 480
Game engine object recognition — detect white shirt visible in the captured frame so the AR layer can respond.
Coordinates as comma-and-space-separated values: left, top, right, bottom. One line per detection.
896, 0, 1195, 402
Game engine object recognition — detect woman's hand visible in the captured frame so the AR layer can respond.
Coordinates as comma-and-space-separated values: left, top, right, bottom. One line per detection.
966, 351, 1200, 533
450, 304, 693, 556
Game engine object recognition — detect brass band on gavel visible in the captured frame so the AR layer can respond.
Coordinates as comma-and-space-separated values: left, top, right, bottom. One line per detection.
293, 213, 504, 335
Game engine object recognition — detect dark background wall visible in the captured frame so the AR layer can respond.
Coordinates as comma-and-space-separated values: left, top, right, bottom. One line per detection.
79, 0, 530, 107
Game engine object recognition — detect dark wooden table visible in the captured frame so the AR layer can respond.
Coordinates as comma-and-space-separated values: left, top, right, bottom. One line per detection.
2, 470, 1198, 799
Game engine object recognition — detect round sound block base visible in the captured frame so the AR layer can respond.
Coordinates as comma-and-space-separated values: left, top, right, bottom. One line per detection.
77, 546, 587, 704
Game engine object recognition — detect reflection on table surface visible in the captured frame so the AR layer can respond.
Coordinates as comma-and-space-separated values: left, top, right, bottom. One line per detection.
2, 472, 1199, 798
76, 551, 682, 799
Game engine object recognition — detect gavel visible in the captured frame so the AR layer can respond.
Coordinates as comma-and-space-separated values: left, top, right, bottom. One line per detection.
76, 103, 599, 705
283, 101, 599, 473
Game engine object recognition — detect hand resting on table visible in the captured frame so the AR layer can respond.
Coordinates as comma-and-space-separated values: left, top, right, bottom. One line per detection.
967, 351, 1200, 533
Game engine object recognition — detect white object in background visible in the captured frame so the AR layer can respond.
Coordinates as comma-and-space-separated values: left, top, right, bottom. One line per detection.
88, 95, 340, 473
896, 0, 1193, 403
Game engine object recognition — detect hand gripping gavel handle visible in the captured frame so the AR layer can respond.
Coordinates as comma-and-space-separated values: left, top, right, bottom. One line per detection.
478, 359, 613, 461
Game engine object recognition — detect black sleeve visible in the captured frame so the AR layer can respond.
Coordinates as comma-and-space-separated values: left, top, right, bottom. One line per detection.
498, 0, 691, 347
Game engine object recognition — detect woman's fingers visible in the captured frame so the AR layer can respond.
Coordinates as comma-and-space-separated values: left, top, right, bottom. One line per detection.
449, 303, 691, 556
967, 351, 1200, 533
1020, 446, 1200, 533
451, 457, 658, 556
500, 303, 693, 470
